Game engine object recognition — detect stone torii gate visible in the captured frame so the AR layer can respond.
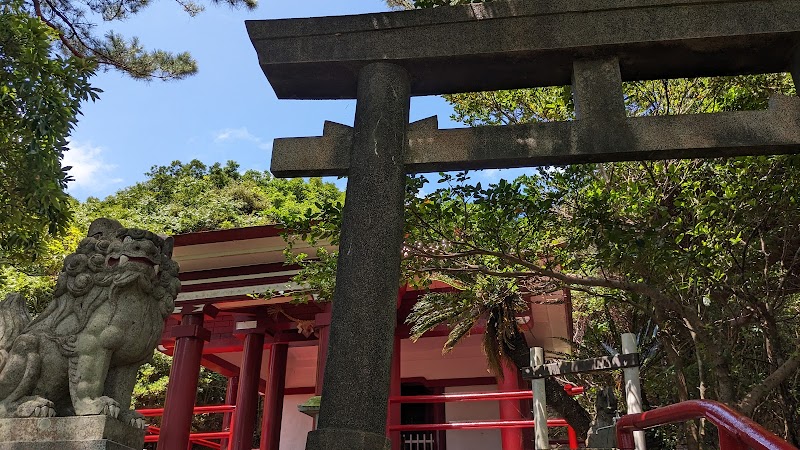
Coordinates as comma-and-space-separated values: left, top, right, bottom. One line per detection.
246, 1, 800, 449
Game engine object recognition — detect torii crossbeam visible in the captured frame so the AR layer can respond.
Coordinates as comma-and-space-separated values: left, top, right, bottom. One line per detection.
246, 1, 800, 449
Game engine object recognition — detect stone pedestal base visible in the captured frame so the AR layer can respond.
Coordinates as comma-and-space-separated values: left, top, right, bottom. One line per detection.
306, 428, 390, 450
0, 416, 144, 450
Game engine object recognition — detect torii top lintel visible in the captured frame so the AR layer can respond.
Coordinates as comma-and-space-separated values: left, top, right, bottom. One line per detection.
246, 0, 799, 100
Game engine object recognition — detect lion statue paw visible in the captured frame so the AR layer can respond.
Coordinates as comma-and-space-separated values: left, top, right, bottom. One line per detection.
119, 410, 147, 430
75, 396, 121, 418
15, 397, 56, 418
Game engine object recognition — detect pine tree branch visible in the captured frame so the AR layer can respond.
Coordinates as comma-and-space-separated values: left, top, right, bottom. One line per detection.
32, 0, 86, 58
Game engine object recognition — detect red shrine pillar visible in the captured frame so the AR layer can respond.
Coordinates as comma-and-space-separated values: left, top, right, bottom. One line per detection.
157, 306, 216, 450
260, 343, 288, 449
431, 387, 447, 450
387, 286, 406, 450
220, 376, 239, 450
387, 333, 401, 450
499, 361, 524, 450
230, 318, 268, 450
314, 304, 331, 397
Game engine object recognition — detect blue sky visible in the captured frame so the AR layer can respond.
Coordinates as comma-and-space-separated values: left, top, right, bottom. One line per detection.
66, 0, 528, 200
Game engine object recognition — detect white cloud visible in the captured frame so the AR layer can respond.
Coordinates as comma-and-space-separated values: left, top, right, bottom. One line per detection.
481, 168, 501, 181
63, 142, 122, 194
213, 127, 271, 150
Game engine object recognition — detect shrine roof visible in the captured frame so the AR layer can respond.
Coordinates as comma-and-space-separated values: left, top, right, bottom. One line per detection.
170, 224, 334, 309
246, 0, 799, 99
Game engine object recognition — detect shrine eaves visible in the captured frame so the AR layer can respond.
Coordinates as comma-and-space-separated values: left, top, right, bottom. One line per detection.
247, 0, 800, 177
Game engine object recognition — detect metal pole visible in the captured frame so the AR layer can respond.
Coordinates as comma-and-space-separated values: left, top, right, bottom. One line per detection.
531, 347, 549, 450
622, 333, 646, 450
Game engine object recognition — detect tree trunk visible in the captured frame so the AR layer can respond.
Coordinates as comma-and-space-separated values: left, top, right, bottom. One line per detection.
663, 333, 700, 450
504, 326, 592, 440
738, 349, 800, 416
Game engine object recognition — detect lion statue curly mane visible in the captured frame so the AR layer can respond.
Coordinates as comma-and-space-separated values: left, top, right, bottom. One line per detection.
0, 218, 180, 428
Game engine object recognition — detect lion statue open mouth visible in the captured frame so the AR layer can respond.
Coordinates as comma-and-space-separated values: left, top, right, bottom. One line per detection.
0, 218, 180, 429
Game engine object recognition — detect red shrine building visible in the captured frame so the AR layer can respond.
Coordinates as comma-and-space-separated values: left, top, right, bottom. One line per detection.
149, 225, 576, 450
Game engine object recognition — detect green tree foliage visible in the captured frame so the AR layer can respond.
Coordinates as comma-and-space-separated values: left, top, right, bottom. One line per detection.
407, 155, 799, 442
0, 160, 342, 442
2, 0, 258, 268
133, 351, 228, 445
77, 159, 343, 235
0, 222, 84, 312
402, 68, 797, 442
0, 0, 99, 263
295, 153, 800, 443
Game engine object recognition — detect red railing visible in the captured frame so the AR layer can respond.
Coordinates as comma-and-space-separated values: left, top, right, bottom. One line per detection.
616, 400, 798, 450
388, 390, 581, 449
389, 385, 582, 404
138, 404, 236, 450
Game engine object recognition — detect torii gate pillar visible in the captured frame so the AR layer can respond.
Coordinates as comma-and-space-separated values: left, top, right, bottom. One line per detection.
306, 63, 410, 450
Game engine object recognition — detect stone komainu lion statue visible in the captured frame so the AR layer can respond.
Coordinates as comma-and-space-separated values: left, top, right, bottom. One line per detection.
0, 218, 180, 428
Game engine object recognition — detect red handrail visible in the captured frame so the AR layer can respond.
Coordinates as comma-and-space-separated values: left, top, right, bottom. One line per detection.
138, 404, 235, 450
390, 418, 568, 431
390, 390, 533, 403
138, 404, 236, 416
389, 385, 583, 404
388, 391, 580, 449
616, 400, 798, 450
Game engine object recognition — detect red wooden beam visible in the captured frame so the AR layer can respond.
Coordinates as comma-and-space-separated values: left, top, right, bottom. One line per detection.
220, 377, 238, 450
284, 387, 315, 396
389, 419, 569, 431
389, 385, 582, 404
200, 354, 240, 378
157, 313, 208, 450
230, 332, 265, 450
499, 363, 524, 450
173, 225, 284, 247
261, 343, 288, 450
139, 405, 236, 416
399, 376, 497, 388
388, 334, 402, 450
390, 390, 533, 403
179, 262, 302, 282
181, 274, 295, 293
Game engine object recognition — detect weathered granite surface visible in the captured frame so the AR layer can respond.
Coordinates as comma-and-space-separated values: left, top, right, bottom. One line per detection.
307, 428, 390, 450
246, 0, 799, 99
272, 94, 800, 177
0, 219, 180, 430
0, 416, 144, 450
258, 0, 799, 177
307, 63, 409, 450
